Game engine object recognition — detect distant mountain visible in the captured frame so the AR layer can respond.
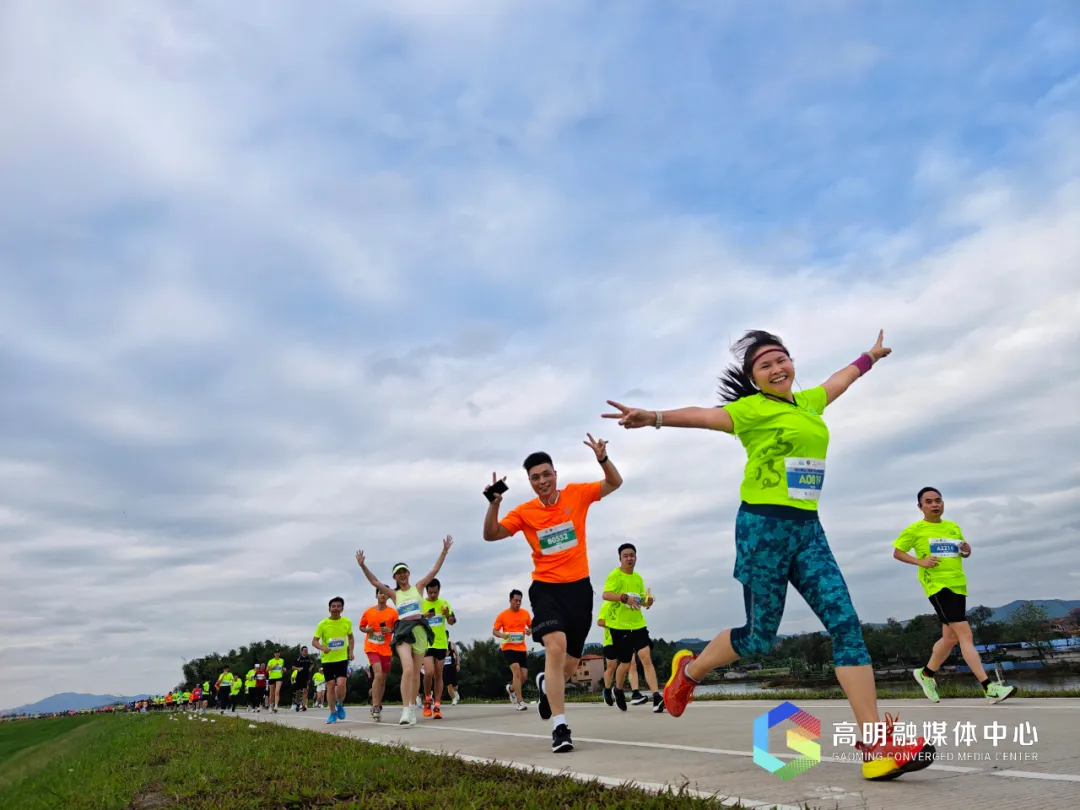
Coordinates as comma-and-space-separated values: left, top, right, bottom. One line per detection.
863, 599, 1080, 630
675, 638, 709, 653
989, 599, 1080, 623
1, 692, 149, 716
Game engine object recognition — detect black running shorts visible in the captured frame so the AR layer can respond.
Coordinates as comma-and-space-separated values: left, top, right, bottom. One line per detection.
528, 577, 593, 659
322, 660, 349, 680
929, 587, 967, 625
502, 649, 528, 668
609, 627, 652, 664
443, 665, 458, 686
603, 644, 617, 661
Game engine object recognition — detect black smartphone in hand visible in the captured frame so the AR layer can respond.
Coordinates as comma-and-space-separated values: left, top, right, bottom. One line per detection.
484, 479, 509, 502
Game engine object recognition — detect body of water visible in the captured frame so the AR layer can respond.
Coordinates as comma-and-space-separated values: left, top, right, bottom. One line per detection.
697, 671, 1080, 696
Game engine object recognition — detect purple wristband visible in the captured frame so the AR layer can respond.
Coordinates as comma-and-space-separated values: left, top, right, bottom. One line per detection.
852, 353, 873, 375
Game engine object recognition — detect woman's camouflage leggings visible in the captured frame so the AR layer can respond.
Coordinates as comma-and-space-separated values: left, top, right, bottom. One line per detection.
729, 506, 871, 667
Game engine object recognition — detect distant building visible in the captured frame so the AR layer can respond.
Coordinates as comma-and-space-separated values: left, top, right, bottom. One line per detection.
569, 655, 605, 693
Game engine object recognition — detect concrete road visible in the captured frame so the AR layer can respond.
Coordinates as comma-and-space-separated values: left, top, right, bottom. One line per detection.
247, 697, 1080, 810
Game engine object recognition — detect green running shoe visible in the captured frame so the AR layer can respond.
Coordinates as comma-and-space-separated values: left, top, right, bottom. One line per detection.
913, 668, 940, 703
985, 682, 1016, 704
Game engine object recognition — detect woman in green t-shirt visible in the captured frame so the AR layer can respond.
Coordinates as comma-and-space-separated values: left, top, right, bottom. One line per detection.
605, 329, 935, 782
355, 535, 453, 727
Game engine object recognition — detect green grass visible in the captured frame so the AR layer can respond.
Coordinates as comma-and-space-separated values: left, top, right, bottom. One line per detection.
0, 713, 756, 809
0, 715, 97, 762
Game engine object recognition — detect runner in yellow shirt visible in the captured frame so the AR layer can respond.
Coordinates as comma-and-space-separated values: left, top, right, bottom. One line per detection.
601, 542, 663, 713
311, 596, 355, 725
421, 578, 456, 719
893, 486, 1016, 704
267, 650, 286, 713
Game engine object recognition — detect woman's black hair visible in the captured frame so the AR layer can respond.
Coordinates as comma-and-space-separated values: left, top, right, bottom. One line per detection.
717, 330, 791, 403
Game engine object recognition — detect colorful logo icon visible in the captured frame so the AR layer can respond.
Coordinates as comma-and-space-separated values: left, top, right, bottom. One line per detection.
753, 701, 821, 780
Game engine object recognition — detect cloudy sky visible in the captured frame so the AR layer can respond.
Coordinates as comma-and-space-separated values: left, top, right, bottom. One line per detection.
2, 1, 1079, 709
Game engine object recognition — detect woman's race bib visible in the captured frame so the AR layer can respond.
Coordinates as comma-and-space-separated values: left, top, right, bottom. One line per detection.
397, 600, 421, 618
785, 457, 825, 500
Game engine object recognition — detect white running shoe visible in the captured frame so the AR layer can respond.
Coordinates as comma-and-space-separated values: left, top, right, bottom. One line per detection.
505, 683, 518, 705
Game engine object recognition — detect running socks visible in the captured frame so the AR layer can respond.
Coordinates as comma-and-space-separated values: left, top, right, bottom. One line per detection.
922, 666, 936, 679
980, 678, 990, 691
552, 713, 566, 730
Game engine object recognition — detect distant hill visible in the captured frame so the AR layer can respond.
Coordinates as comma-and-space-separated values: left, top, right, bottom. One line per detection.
989, 599, 1080, 623
1, 692, 149, 716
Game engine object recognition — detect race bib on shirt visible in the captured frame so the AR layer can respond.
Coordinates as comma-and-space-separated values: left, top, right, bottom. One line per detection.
370, 632, 384, 644
398, 600, 420, 618
538, 522, 578, 555
508, 632, 525, 644
428, 615, 443, 627
444, 654, 453, 665
929, 540, 961, 558
785, 458, 825, 500
327, 638, 345, 651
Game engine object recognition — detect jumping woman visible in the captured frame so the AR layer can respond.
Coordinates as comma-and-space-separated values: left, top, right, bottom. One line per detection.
603, 329, 936, 781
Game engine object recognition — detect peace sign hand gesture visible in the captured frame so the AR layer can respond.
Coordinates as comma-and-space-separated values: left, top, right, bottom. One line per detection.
601, 401, 655, 429
584, 433, 608, 460
867, 330, 892, 363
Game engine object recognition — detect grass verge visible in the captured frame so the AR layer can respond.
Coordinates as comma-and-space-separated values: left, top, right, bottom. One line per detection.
0, 713, 756, 809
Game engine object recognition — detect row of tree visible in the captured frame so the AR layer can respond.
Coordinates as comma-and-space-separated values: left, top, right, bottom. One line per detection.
175, 602, 1075, 701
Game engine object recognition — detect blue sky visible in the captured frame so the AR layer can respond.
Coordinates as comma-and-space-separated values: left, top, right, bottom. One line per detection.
1, 1, 1079, 708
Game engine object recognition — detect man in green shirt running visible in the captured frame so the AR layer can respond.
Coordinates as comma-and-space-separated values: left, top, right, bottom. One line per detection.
602, 543, 664, 712
421, 578, 456, 719
893, 486, 1016, 704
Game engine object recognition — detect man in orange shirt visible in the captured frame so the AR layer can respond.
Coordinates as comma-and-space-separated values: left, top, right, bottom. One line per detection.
483, 434, 623, 753
359, 589, 398, 723
493, 589, 532, 711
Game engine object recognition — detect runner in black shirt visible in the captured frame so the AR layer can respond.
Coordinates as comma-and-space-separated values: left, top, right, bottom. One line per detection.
293, 646, 313, 712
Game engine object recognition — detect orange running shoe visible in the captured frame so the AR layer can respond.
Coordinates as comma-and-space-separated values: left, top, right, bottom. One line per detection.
422, 698, 432, 718
433, 703, 442, 720
662, 650, 699, 718
856, 712, 936, 781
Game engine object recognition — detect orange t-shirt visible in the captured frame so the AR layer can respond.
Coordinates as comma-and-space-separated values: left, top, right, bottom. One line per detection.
500, 481, 602, 583
361, 605, 398, 656
493, 608, 532, 651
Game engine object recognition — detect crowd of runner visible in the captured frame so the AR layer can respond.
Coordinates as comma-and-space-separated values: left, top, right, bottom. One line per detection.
11, 331, 1018, 785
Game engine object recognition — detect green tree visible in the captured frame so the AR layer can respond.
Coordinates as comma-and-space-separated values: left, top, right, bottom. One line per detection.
965, 605, 994, 644
1007, 602, 1052, 661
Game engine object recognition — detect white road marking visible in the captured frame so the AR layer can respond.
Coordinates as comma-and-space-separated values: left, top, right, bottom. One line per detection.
988, 770, 1080, 783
